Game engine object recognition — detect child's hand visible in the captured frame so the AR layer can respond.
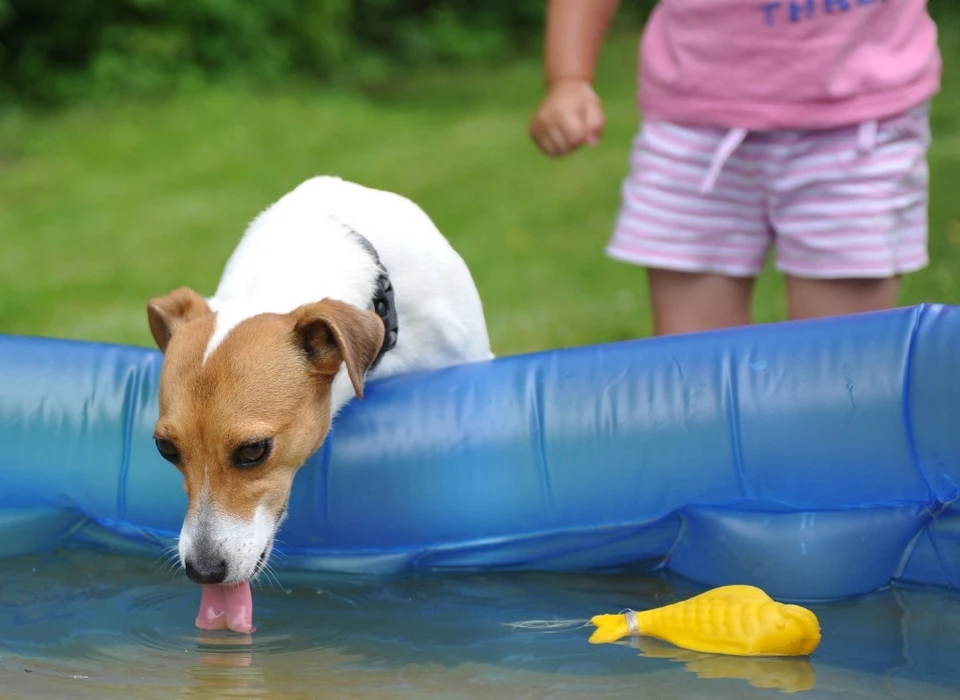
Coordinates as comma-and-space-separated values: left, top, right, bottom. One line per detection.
530, 78, 605, 157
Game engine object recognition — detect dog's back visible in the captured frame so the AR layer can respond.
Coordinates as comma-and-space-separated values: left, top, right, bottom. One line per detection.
210, 176, 493, 380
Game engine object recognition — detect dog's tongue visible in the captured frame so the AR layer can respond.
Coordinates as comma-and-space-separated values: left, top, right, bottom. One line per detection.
195, 582, 255, 633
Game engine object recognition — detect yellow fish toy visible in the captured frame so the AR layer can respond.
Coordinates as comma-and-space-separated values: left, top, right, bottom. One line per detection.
588, 584, 821, 657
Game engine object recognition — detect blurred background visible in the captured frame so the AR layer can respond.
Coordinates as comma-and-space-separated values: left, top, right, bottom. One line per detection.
0, 0, 957, 357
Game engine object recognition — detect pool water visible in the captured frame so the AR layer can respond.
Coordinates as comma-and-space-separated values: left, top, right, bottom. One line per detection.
1, 548, 959, 699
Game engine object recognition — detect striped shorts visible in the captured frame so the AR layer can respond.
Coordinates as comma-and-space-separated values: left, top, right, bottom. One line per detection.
607, 102, 932, 279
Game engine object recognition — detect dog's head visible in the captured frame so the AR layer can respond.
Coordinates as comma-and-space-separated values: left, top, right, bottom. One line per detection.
146, 287, 384, 586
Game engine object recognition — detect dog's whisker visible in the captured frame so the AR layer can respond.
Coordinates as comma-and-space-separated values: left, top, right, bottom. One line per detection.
155, 556, 183, 579
259, 561, 284, 591
152, 548, 183, 576
251, 571, 271, 591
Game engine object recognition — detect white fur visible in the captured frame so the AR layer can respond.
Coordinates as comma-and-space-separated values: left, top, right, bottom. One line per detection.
179, 503, 275, 585
204, 175, 493, 414
181, 176, 493, 578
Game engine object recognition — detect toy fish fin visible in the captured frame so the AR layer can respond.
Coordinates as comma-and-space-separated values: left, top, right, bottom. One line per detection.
700, 585, 773, 603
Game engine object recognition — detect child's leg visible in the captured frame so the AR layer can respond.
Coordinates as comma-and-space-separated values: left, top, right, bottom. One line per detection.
606, 121, 772, 336
647, 270, 754, 336
785, 277, 899, 320
770, 103, 932, 319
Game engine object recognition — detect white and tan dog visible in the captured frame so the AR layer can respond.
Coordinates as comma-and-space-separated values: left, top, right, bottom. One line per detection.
146, 176, 492, 632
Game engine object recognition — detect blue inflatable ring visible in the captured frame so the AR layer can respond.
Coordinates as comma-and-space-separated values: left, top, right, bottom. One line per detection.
2, 304, 958, 601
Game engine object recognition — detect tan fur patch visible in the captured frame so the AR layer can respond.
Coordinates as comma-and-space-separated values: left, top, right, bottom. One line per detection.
151, 296, 384, 524
147, 287, 212, 353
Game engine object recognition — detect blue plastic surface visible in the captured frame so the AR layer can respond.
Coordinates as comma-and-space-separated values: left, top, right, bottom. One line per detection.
1, 304, 959, 601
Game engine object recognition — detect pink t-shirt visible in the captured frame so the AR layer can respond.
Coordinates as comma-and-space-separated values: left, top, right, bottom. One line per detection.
638, 0, 942, 131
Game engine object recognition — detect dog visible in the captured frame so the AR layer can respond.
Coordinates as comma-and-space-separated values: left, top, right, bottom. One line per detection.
146, 176, 493, 632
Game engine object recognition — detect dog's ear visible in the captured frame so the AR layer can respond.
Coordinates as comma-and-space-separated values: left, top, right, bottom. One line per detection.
146, 287, 211, 353
291, 299, 385, 400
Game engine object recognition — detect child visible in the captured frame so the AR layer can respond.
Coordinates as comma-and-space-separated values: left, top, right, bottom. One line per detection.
529, 0, 942, 336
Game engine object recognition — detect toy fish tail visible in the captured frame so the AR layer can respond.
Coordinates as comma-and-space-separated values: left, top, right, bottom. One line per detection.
589, 611, 640, 644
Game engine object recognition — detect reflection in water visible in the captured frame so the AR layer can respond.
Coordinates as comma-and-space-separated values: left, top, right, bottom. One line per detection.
0, 548, 959, 699
620, 637, 817, 694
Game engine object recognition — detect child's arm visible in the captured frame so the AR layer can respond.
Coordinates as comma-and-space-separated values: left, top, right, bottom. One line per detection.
530, 0, 621, 157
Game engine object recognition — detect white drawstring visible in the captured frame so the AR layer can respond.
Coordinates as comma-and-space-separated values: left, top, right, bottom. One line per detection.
698, 119, 877, 195
700, 127, 748, 194
857, 119, 878, 154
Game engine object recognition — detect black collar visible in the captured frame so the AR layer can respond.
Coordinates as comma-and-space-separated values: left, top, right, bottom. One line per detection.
349, 231, 399, 371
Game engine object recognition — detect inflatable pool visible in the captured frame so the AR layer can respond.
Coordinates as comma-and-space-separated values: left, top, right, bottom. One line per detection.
1, 303, 958, 602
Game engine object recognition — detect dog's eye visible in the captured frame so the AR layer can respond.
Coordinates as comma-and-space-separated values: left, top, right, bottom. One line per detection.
155, 438, 180, 464
233, 439, 272, 468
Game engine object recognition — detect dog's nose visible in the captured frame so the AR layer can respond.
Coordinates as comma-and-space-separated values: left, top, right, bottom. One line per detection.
184, 559, 228, 584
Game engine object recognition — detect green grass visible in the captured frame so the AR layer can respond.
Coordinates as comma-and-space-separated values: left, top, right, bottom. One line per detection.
1, 27, 959, 357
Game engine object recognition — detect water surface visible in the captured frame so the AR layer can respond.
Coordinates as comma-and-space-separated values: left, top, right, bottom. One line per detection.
1, 548, 959, 699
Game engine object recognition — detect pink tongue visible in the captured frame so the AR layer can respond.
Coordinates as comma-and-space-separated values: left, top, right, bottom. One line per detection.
195, 581, 255, 633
